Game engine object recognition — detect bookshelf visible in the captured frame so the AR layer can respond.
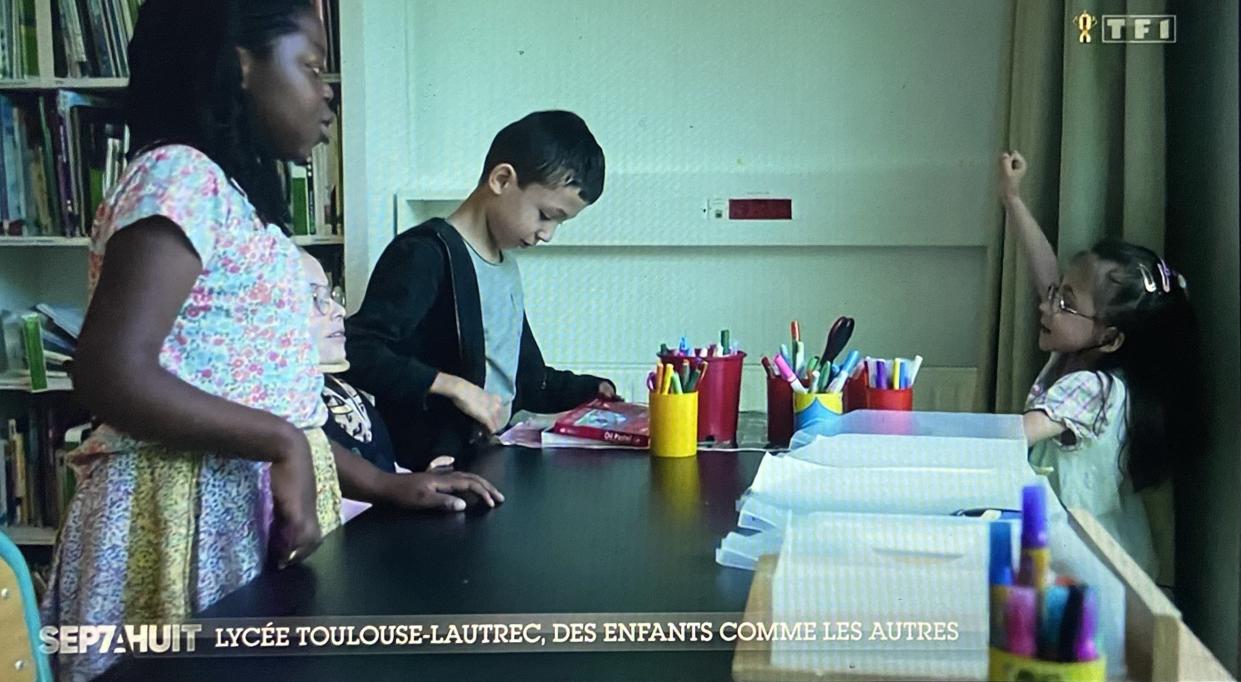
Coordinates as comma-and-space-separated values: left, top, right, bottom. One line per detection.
0, 78, 127, 91
1, 0, 349, 550
0, 236, 90, 247
0, 525, 56, 546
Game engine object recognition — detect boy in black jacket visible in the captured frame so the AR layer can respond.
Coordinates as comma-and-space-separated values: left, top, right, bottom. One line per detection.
344, 111, 616, 470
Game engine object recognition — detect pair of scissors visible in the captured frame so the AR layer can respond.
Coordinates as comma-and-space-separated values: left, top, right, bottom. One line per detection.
820, 316, 855, 368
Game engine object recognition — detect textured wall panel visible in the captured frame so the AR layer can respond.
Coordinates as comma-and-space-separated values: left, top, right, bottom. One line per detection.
374, 0, 1014, 409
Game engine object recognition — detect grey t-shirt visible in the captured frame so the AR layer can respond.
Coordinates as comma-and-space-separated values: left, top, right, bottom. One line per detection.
465, 241, 524, 427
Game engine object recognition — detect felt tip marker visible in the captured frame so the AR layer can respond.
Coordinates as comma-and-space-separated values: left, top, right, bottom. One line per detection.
1017, 483, 1050, 588
1004, 586, 1038, 657
989, 521, 1014, 650
773, 354, 807, 394
1073, 586, 1100, 662
1038, 585, 1069, 660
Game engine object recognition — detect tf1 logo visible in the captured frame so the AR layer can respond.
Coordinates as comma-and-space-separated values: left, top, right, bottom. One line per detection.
1073, 11, 1176, 44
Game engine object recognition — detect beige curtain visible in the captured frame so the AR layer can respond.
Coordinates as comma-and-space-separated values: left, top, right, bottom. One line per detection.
975, 0, 1172, 582
977, 0, 1168, 414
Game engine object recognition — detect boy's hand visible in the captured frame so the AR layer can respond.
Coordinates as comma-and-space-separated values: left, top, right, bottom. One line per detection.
999, 151, 1027, 200
436, 374, 506, 433
379, 471, 505, 511
597, 380, 621, 401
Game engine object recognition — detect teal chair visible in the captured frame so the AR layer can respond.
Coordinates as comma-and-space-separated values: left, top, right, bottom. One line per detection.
0, 531, 53, 681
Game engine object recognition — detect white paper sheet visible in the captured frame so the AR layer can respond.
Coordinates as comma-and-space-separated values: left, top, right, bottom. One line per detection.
770, 512, 990, 680
747, 452, 1043, 517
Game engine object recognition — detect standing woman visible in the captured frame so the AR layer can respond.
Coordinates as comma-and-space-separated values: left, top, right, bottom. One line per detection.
42, 1, 341, 678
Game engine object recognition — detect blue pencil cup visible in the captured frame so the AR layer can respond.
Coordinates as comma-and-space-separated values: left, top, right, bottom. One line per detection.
792, 392, 843, 432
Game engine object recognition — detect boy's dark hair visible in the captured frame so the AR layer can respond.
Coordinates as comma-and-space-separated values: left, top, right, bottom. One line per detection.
479, 111, 605, 204
125, 0, 315, 228
1081, 239, 1203, 492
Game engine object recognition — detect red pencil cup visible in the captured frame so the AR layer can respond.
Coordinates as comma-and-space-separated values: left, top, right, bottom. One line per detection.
659, 352, 746, 444
865, 386, 914, 411
843, 374, 868, 413
766, 375, 794, 447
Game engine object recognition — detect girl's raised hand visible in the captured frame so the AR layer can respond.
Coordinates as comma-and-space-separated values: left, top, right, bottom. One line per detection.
999, 151, 1027, 200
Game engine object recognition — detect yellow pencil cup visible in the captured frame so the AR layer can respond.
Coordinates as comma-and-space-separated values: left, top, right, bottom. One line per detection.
649, 390, 699, 458
791, 392, 843, 431
987, 648, 1105, 682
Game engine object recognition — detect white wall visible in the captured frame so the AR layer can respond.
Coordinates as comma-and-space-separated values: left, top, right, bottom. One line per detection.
361, 0, 1013, 409
339, 0, 415, 308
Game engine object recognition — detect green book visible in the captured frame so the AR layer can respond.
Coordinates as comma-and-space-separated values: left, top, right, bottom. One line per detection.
21, 313, 48, 391
19, 0, 39, 77
289, 163, 311, 235
88, 166, 104, 225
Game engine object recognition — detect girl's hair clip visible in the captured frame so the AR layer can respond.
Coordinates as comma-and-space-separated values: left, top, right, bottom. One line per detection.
1138, 264, 1159, 293
1156, 260, 1173, 293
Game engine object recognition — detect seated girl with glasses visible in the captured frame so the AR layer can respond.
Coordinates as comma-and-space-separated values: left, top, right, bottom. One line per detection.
999, 151, 1201, 588
299, 250, 503, 519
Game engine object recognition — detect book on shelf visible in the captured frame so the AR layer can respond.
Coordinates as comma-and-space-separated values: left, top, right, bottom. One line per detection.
1, 0, 43, 80
284, 113, 342, 237
1, 304, 80, 377
314, 0, 340, 73
0, 90, 125, 237
2, 406, 90, 530
0, 435, 6, 525
20, 312, 48, 391
49, 0, 139, 78
549, 399, 651, 447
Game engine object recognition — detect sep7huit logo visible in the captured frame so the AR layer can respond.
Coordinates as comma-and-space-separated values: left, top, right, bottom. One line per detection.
1073, 11, 1176, 44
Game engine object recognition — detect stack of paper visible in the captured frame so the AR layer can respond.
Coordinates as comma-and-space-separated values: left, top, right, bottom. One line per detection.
787, 410, 1029, 472
770, 512, 991, 680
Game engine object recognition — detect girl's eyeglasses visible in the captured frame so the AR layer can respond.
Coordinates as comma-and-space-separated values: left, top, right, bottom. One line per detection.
311, 284, 346, 315
1045, 284, 1097, 321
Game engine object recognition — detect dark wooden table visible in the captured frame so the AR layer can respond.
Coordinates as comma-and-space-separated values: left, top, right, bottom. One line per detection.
103, 446, 764, 681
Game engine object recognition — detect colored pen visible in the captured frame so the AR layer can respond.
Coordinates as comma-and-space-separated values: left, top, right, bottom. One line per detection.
773, 354, 807, 394
695, 361, 709, 388
791, 320, 800, 344
721, 329, 731, 355
708, 343, 717, 357
1057, 586, 1084, 662
893, 359, 901, 389
670, 371, 683, 394
908, 354, 924, 386
1038, 585, 1069, 660
646, 371, 656, 392
761, 356, 775, 379
661, 365, 674, 394
1004, 586, 1038, 657
1017, 484, 1050, 588
685, 365, 701, 392
1073, 587, 1099, 662
679, 360, 690, 387
659, 343, 670, 357
654, 364, 665, 394
678, 336, 689, 355
990, 521, 1014, 650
